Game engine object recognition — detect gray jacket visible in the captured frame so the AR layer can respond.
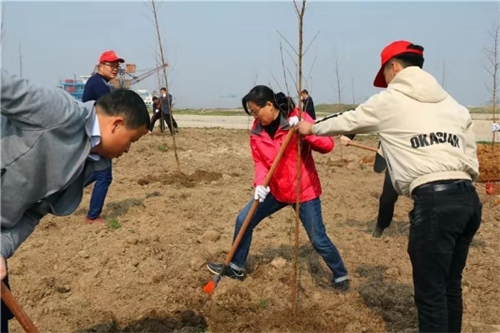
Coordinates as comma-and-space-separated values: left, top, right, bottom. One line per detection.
1, 70, 110, 258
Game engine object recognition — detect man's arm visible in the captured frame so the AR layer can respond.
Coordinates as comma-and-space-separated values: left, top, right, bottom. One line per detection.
1, 70, 83, 128
1, 210, 41, 260
311, 94, 381, 136
300, 112, 333, 153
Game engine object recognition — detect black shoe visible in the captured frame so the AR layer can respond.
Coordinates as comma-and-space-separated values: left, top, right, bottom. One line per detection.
372, 225, 385, 238
332, 279, 350, 292
206, 262, 245, 281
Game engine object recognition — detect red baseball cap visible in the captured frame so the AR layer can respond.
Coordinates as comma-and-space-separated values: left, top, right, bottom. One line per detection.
99, 50, 125, 63
373, 40, 423, 88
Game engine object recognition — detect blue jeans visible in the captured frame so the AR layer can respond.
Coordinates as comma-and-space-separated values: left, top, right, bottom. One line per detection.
230, 194, 349, 282
85, 165, 113, 219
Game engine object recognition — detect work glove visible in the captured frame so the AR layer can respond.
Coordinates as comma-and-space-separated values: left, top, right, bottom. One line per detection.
491, 122, 500, 132
155, 108, 160, 114
288, 116, 301, 127
254, 185, 270, 202
340, 135, 352, 147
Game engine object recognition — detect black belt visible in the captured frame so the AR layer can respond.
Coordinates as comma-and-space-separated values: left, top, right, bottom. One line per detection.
412, 179, 474, 197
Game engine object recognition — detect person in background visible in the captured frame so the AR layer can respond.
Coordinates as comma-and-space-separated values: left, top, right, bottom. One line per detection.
492, 122, 500, 132
340, 135, 399, 237
159, 87, 179, 135
149, 96, 163, 133
300, 89, 316, 120
82, 50, 125, 224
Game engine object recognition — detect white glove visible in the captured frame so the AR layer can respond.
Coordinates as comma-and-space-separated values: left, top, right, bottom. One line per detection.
155, 108, 160, 113
254, 185, 270, 202
491, 122, 500, 132
288, 116, 301, 127
340, 135, 352, 147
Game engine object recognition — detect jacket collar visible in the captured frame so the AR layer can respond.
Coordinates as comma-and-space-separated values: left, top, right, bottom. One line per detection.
251, 112, 290, 136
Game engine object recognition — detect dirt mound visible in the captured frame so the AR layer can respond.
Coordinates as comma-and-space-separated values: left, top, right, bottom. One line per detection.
137, 170, 223, 188
478, 143, 500, 182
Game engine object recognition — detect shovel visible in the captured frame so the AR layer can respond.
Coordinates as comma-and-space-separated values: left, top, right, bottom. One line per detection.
203, 128, 296, 294
346, 140, 379, 153
1, 281, 39, 333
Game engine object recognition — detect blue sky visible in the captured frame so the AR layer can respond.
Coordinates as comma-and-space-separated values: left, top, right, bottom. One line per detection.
1, 1, 498, 108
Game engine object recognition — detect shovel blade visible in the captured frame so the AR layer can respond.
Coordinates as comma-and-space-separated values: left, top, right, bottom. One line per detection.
202, 275, 222, 294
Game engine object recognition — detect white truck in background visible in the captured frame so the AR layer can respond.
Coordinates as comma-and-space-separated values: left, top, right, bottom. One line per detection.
136, 89, 153, 107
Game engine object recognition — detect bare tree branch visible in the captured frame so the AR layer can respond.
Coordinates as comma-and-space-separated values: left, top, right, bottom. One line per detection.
277, 30, 298, 56
270, 71, 284, 92
148, 0, 181, 172
0, 3, 6, 44
18, 44, 22, 78
279, 41, 292, 96
286, 67, 298, 91
483, 19, 500, 144
303, 31, 320, 56
285, 47, 298, 68
304, 53, 319, 88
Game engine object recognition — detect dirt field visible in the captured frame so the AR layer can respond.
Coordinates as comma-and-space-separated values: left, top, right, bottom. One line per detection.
7, 128, 500, 333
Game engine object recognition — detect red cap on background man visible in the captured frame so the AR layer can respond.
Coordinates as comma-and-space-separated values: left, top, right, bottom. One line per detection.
99, 50, 125, 63
373, 40, 424, 88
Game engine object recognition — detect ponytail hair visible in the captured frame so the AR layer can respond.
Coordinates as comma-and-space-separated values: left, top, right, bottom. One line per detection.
242, 85, 295, 117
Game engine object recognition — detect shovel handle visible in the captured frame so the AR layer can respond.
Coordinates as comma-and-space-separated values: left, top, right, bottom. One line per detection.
224, 128, 296, 266
346, 141, 379, 153
1, 281, 39, 333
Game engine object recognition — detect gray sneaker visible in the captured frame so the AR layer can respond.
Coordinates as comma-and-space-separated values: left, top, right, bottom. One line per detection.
331, 279, 350, 292
206, 262, 245, 281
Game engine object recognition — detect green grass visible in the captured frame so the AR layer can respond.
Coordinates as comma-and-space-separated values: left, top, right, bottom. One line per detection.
157, 144, 166, 152
106, 218, 121, 230
257, 298, 269, 309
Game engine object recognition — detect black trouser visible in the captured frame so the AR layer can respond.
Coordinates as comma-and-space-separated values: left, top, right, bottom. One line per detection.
408, 180, 482, 333
376, 170, 399, 229
1, 267, 14, 333
150, 112, 178, 134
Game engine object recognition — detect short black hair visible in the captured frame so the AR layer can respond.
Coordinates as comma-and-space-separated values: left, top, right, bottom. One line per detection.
242, 85, 295, 117
96, 89, 150, 129
160, 87, 167, 92
301, 89, 309, 94
152, 96, 159, 101
388, 44, 425, 69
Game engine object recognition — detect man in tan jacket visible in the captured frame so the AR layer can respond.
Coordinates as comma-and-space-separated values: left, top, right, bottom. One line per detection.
296, 40, 482, 333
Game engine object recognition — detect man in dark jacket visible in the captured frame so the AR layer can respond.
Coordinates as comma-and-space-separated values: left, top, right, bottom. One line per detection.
82, 50, 124, 224
301, 89, 316, 120
159, 87, 179, 135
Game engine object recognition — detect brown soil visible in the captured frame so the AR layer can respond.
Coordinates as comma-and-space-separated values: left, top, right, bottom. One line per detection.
477, 143, 500, 182
7, 129, 500, 333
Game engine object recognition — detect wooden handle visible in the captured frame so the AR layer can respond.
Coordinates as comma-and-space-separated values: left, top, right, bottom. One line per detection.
346, 141, 379, 153
1, 281, 39, 333
224, 128, 296, 266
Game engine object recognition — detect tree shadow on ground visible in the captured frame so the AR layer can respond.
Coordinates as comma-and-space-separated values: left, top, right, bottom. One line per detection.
356, 264, 418, 333
74, 310, 207, 333
104, 198, 145, 219
248, 244, 332, 290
